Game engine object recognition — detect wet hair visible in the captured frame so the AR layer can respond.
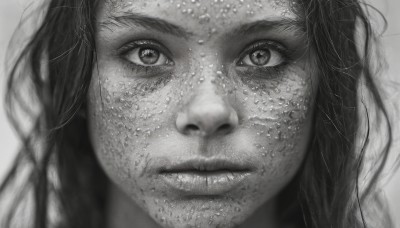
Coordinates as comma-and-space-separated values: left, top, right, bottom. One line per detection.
0, 0, 393, 228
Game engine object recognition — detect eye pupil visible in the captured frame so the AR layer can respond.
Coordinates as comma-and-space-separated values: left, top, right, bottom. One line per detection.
250, 49, 271, 66
139, 48, 160, 64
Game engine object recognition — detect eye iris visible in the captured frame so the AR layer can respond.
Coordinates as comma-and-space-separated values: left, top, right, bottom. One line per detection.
139, 48, 160, 64
250, 49, 271, 66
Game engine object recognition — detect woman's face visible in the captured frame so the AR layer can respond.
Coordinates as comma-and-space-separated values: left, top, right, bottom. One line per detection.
88, 0, 316, 227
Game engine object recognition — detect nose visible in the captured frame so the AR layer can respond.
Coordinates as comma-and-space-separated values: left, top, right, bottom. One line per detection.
176, 87, 239, 137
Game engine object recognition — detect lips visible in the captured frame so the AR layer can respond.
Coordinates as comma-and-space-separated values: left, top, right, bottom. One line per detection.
157, 158, 253, 195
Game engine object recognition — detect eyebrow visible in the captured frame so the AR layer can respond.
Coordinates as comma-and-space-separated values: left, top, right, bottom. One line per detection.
99, 13, 193, 39
99, 13, 305, 39
231, 19, 306, 37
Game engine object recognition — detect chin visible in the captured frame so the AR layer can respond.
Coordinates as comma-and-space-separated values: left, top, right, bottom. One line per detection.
146, 197, 260, 228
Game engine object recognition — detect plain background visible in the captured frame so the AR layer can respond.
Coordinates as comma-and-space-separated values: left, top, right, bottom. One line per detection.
0, 0, 399, 226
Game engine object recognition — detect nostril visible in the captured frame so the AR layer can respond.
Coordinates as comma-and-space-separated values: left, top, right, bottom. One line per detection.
185, 124, 200, 132
218, 123, 233, 133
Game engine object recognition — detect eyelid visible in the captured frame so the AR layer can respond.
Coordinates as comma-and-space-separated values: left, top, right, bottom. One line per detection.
237, 40, 290, 65
118, 39, 173, 59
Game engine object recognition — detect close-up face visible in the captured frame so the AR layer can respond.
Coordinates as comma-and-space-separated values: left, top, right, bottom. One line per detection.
88, 0, 317, 227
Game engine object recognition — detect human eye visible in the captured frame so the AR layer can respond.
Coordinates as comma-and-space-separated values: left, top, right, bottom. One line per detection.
118, 40, 174, 76
236, 40, 288, 68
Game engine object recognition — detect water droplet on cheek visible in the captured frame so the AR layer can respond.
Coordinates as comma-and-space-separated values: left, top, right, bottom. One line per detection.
165, 97, 171, 104
198, 13, 211, 23
210, 27, 218, 34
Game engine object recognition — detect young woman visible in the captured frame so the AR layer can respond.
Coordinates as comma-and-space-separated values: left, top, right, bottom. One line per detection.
0, 0, 394, 227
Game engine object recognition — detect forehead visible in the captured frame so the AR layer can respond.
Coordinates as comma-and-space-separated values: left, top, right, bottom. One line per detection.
99, 0, 297, 30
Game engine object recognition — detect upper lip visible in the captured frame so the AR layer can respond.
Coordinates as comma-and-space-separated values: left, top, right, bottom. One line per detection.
158, 158, 253, 174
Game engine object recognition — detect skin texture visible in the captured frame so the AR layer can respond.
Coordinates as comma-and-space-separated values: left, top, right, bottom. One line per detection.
88, 0, 317, 227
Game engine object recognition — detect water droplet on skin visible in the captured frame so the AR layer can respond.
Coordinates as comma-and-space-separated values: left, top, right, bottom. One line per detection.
198, 14, 211, 23
198, 39, 205, 44
261, 167, 266, 175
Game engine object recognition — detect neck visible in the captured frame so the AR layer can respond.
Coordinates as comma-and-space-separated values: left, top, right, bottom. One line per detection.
106, 183, 280, 228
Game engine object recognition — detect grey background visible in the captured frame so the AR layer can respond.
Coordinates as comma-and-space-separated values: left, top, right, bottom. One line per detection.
0, 0, 399, 226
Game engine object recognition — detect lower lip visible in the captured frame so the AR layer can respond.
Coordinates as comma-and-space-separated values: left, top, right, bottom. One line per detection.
160, 171, 250, 195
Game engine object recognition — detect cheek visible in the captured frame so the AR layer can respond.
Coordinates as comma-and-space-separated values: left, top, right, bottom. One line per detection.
239, 70, 314, 190
87, 70, 175, 198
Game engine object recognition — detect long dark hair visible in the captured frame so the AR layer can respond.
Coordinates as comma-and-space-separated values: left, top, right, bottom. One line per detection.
0, 0, 393, 228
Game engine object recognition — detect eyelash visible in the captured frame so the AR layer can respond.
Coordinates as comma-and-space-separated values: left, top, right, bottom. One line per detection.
238, 40, 290, 66
235, 40, 291, 79
118, 40, 291, 79
118, 40, 173, 75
